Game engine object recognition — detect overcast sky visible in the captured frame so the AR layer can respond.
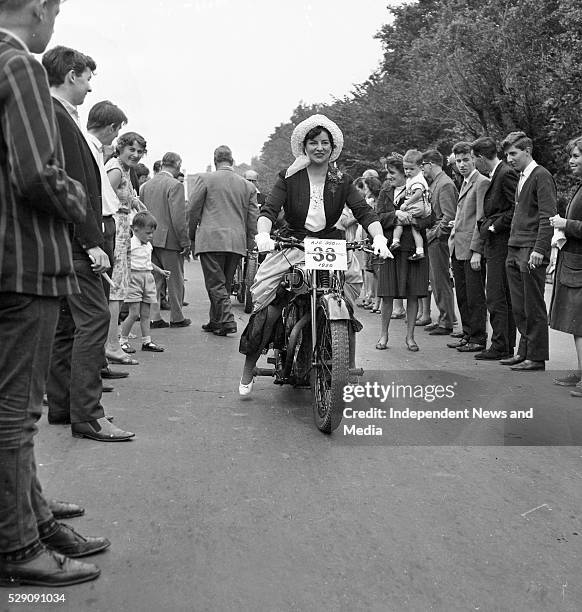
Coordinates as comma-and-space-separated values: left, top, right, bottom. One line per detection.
49, 0, 396, 175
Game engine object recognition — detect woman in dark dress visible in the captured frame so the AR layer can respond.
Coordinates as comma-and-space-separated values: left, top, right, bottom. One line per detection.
549, 136, 582, 396
375, 155, 430, 351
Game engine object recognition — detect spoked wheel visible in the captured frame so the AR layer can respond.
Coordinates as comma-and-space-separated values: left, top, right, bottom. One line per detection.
311, 315, 349, 434
244, 257, 257, 314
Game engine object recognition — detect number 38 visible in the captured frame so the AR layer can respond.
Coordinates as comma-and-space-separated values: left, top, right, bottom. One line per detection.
312, 247, 336, 263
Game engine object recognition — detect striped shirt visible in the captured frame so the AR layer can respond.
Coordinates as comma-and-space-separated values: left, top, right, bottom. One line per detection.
0, 31, 86, 296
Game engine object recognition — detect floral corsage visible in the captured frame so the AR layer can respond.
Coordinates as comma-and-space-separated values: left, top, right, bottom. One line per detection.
327, 164, 344, 195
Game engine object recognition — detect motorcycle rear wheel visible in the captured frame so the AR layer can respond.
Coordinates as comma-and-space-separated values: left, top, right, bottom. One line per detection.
311, 316, 349, 434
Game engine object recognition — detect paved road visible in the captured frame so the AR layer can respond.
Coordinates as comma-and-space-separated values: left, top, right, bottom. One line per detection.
7, 260, 582, 612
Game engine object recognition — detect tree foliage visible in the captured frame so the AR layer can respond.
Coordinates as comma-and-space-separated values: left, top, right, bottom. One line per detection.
253, 0, 582, 197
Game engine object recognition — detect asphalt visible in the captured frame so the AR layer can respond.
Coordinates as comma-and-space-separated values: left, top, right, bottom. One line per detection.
5, 259, 582, 612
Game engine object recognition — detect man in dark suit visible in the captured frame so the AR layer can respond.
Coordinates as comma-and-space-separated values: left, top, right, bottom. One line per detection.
42, 46, 134, 441
422, 149, 458, 335
447, 142, 490, 352
140, 152, 191, 327
501, 131, 557, 371
472, 136, 518, 360
0, 0, 105, 587
189, 146, 258, 335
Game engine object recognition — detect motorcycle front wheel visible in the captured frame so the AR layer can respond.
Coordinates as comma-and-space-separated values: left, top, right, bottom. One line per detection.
311, 315, 349, 434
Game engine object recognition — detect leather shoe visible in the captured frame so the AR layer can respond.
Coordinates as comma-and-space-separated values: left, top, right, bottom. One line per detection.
48, 500, 85, 520
151, 319, 170, 328
101, 367, 129, 379
457, 342, 486, 353
102, 384, 114, 392
474, 348, 512, 360
424, 322, 439, 331
510, 359, 545, 371
170, 318, 192, 328
450, 330, 465, 338
428, 327, 454, 336
41, 523, 110, 558
0, 549, 100, 587
213, 323, 237, 336
447, 338, 467, 349
500, 354, 524, 366
202, 322, 219, 332
72, 418, 134, 442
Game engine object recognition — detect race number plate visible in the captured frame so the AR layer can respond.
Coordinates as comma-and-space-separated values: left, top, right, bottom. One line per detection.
304, 238, 347, 271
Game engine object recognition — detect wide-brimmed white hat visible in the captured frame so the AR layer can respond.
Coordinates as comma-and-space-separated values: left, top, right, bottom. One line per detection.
290, 114, 344, 162
286, 114, 344, 178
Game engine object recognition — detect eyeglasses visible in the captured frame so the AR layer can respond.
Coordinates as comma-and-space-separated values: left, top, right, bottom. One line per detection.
247, 179, 257, 183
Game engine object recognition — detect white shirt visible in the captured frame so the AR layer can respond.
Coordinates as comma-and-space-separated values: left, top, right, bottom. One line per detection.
406, 172, 429, 195
517, 160, 538, 197
304, 182, 326, 232
130, 235, 153, 271
85, 132, 120, 216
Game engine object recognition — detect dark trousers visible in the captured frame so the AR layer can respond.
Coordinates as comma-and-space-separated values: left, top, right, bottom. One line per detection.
0, 294, 56, 554
101, 215, 116, 300
46, 258, 109, 424
152, 247, 185, 323
505, 246, 549, 361
428, 238, 455, 329
485, 235, 516, 353
451, 252, 487, 344
199, 252, 240, 326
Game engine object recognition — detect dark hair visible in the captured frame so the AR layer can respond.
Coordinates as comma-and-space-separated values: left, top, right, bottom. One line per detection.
134, 163, 150, 178
353, 177, 365, 191
471, 136, 498, 160
501, 131, 533, 153
116, 132, 147, 155
452, 141, 473, 156
214, 145, 233, 165
363, 176, 382, 198
384, 155, 405, 176
403, 149, 423, 166
132, 211, 157, 231
162, 152, 181, 168
42, 46, 96, 87
422, 149, 444, 166
87, 100, 127, 131
303, 127, 335, 151
153, 160, 162, 173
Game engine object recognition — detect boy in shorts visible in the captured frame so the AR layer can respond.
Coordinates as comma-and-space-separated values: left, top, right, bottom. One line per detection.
120, 211, 170, 351
390, 149, 431, 261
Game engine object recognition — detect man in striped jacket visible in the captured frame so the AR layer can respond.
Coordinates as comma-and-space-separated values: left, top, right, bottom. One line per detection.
0, 0, 104, 587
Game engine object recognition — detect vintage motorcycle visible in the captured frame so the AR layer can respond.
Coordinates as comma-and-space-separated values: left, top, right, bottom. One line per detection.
254, 236, 371, 434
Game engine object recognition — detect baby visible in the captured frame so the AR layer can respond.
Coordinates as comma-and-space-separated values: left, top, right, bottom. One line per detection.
119, 211, 171, 352
390, 149, 431, 261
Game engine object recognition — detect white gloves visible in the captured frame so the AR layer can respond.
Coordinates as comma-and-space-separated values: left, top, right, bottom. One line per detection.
255, 232, 275, 253
372, 234, 392, 259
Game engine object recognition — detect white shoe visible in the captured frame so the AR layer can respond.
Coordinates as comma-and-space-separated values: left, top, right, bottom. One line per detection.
239, 378, 254, 397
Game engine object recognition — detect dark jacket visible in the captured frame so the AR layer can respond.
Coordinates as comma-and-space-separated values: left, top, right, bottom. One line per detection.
53, 99, 102, 258
478, 161, 518, 239
260, 168, 377, 239
508, 165, 556, 257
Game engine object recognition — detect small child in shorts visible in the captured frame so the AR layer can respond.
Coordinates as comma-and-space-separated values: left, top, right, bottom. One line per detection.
390, 149, 431, 261
120, 211, 171, 352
